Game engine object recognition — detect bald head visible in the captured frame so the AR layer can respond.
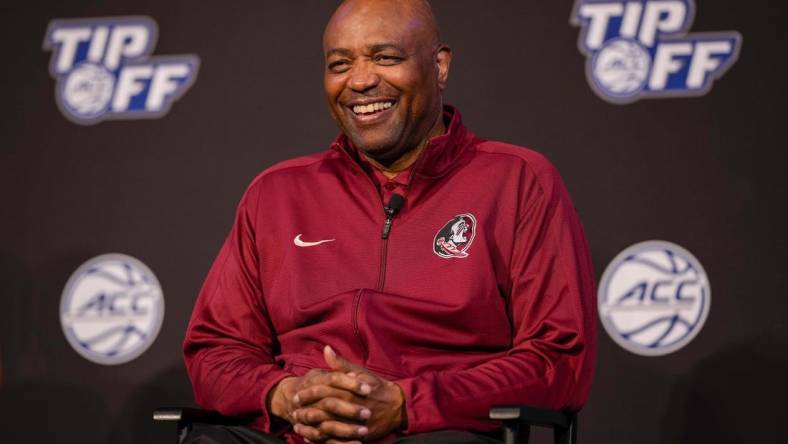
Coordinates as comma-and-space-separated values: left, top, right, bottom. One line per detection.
324, 0, 441, 50
322, 0, 451, 166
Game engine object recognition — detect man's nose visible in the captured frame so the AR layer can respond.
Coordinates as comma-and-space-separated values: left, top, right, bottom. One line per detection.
347, 62, 380, 92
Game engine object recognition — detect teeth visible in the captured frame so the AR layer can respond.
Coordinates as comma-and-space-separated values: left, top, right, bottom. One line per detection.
352, 101, 394, 115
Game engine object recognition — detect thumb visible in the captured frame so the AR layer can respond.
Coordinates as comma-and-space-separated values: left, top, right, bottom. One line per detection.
323, 345, 362, 373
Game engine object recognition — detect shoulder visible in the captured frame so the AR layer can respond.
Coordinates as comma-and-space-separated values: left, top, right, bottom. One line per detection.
470, 139, 563, 190
258, 150, 333, 181
248, 149, 337, 188
468, 138, 577, 221
236, 149, 337, 207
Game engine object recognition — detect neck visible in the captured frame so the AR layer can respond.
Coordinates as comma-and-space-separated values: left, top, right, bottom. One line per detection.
364, 111, 447, 179
364, 144, 425, 179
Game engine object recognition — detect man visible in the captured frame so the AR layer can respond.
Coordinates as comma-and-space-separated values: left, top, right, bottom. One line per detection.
183, 1, 596, 443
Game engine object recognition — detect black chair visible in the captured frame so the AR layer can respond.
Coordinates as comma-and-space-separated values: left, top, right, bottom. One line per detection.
489, 405, 577, 444
153, 407, 255, 443
154, 404, 577, 444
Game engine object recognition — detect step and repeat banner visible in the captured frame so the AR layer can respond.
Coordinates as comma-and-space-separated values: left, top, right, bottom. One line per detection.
1, 1, 785, 443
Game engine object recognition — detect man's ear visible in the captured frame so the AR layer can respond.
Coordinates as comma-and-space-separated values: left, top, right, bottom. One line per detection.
435, 44, 452, 90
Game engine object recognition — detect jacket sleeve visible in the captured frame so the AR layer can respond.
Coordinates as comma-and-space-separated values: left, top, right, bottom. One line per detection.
396, 163, 597, 434
183, 183, 292, 432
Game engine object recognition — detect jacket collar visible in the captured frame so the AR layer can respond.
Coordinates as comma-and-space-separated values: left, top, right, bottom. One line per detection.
330, 105, 474, 179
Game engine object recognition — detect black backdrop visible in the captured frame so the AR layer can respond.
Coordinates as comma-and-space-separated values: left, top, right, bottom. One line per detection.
1, 1, 786, 443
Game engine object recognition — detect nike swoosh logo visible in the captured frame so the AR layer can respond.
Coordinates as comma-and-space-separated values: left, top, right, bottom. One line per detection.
294, 234, 336, 247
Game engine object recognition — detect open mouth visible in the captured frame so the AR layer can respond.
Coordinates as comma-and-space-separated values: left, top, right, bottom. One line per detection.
350, 100, 396, 117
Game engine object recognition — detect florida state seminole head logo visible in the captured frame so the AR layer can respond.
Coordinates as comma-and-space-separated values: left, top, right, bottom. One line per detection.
433, 213, 477, 259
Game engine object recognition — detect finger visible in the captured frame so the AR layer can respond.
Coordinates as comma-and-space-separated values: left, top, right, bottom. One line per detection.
293, 423, 325, 442
303, 369, 325, 384
293, 406, 370, 426
305, 368, 325, 378
295, 385, 355, 406
317, 397, 371, 421
298, 370, 371, 397
318, 420, 369, 439
323, 347, 380, 392
325, 371, 371, 395
296, 424, 363, 444
324, 346, 365, 374
293, 396, 372, 424
293, 407, 332, 425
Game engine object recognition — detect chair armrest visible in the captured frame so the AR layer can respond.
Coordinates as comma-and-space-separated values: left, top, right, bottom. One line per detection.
490, 405, 577, 444
154, 407, 258, 443
153, 407, 252, 425
490, 404, 572, 428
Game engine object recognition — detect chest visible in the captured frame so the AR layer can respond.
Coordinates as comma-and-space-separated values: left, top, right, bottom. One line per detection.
257, 163, 524, 335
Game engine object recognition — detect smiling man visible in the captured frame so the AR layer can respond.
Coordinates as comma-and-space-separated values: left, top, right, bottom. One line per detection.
322, 0, 448, 174
183, 1, 596, 444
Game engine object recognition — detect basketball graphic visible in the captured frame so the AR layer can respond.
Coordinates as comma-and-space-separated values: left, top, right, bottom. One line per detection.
592, 38, 651, 96
60, 254, 164, 365
61, 62, 115, 118
598, 241, 710, 356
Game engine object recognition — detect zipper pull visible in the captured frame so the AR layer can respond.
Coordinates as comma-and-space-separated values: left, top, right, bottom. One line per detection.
381, 194, 405, 240
382, 214, 394, 239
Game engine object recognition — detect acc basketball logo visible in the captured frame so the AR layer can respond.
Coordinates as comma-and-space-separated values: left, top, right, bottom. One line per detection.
60, 254, 165, 365
42, 16, 199, 125
433, 213, 477, 259
598, 241, 710, 356
570, 1, 741, 104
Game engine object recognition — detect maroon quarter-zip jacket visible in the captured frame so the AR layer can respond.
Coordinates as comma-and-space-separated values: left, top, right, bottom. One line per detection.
183, 107, 597, 441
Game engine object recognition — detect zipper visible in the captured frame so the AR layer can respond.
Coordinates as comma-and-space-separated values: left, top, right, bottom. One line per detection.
382, 207, 395, 239
377, 204, 396, 290
331, 141, 426, 363
331, 145, 392, 291
332, 141, 426, 292
376, 142, 428, 290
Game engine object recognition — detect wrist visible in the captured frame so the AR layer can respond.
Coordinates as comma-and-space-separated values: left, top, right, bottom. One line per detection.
268, 376, 297, 421
392, 382, 408, 431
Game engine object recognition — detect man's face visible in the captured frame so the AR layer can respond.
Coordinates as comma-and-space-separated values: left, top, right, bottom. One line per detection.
323, 1, 450, 164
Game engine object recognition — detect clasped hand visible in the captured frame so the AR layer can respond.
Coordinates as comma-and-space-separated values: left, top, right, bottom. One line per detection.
269, 346, 405, 443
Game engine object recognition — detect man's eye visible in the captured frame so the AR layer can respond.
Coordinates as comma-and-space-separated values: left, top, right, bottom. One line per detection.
328, 61, 351, 72
375, 55, 403, 65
